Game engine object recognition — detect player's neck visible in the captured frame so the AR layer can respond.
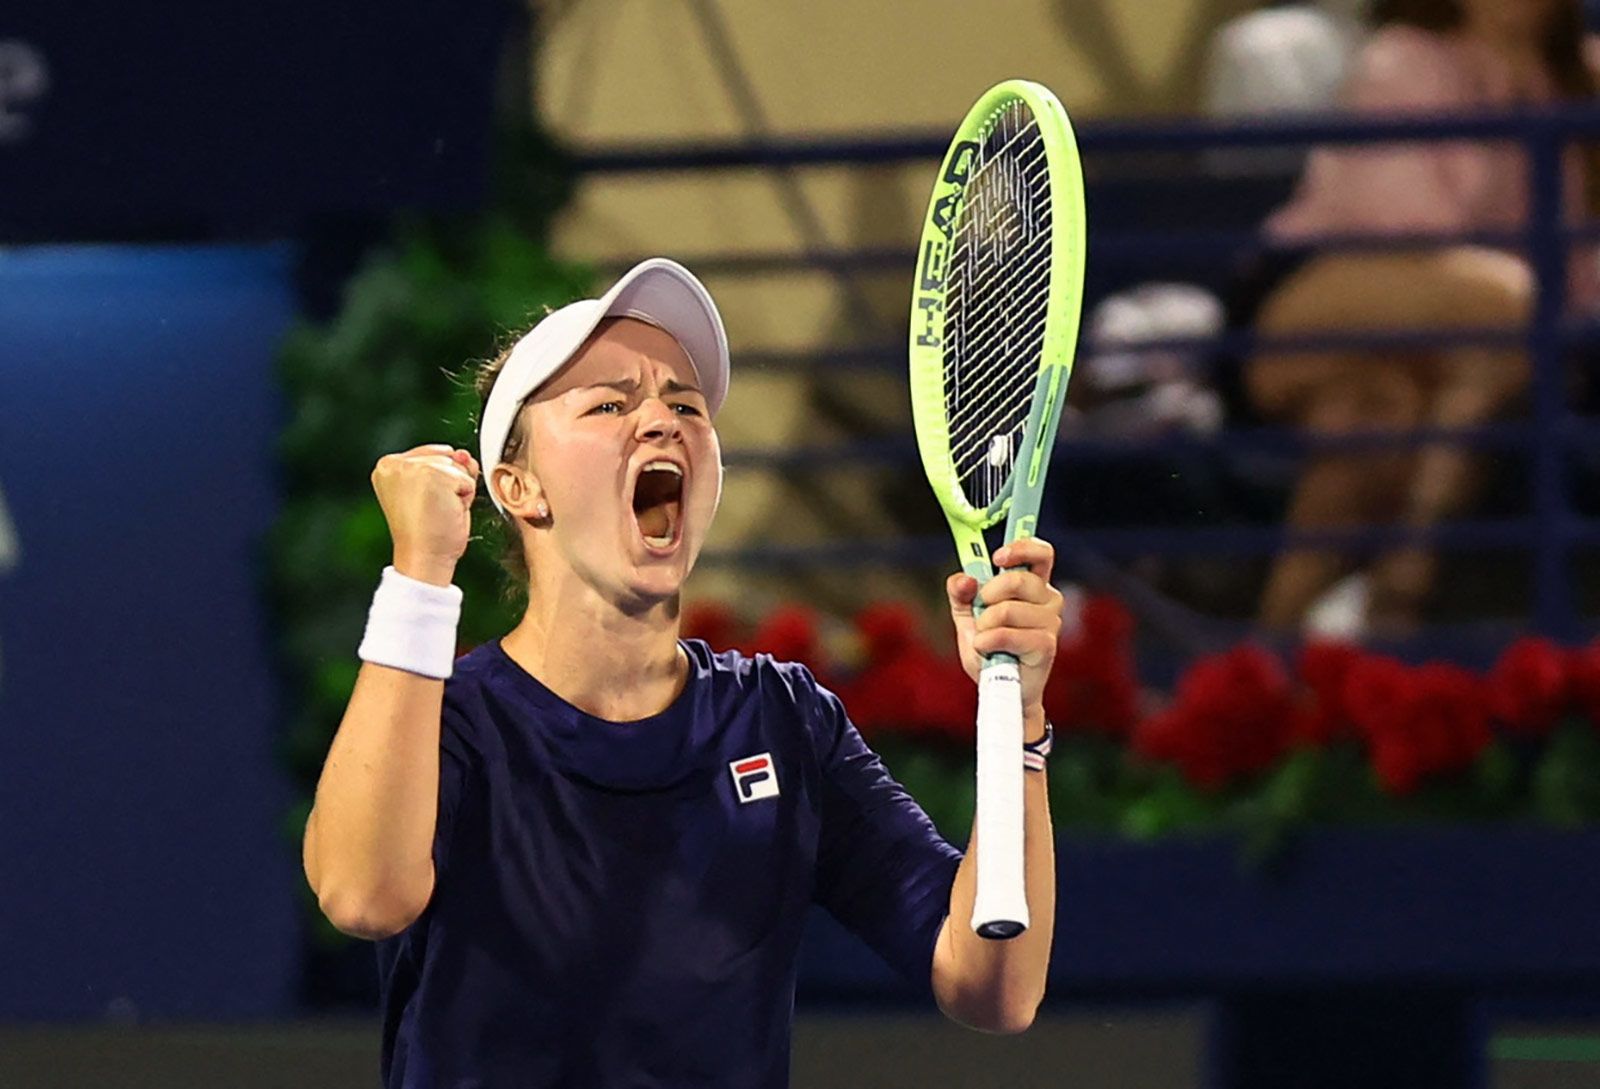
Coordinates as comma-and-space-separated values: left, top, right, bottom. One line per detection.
501, 582, 686, 722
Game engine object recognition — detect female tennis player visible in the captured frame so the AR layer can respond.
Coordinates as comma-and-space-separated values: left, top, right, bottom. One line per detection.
301, 258, 1060, 1088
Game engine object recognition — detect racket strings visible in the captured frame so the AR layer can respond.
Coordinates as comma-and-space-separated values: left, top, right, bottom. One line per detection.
946, 305, 1050, 468
943, 101, 1054, 514
946, 120, 1049, 448
945, 243, 1053, 444
947, 322, 1048, 461
946, 229, 1052, 369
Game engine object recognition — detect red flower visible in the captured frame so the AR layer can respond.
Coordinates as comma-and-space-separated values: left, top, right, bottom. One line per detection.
1131, 644, 1294, 790
1045, 643, 1140, 738
1341, 653, 1412, 740
1414, 663, 1490, 762
838, 604, 976, 743
918, 652, 980, 744
1572, 642, 1600, 725
1489, 637, 1570, 737
1131, 706, 1218, 784
749, 605, 828, 683
854, 601, 920, 662
1080, 594, 1134, 644
680, 600, 744, 652
1350, 659, 1490, 796
1044, 594, 1139, 738
1294, 640, 1365, 746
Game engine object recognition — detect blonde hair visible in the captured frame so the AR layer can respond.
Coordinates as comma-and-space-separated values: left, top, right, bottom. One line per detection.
472, 337, 533, 597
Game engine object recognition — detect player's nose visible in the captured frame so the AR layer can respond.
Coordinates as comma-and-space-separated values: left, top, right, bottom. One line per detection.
636, 396, 682, 443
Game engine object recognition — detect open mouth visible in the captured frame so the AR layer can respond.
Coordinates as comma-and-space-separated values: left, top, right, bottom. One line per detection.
632, 461, 684, 550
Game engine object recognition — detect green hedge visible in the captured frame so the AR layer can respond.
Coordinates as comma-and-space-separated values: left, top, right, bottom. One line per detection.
272, 134, 591, 936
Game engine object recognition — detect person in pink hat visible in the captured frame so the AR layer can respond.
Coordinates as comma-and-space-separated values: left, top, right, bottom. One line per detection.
301, 259, 1063, 1088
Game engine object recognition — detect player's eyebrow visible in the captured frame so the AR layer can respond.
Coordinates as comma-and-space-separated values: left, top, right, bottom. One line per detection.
583, 378, 639, 394
582, 377, 702, 397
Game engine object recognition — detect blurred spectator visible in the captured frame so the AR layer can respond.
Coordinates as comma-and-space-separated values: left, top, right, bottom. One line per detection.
1227, 0, 1600, 634
1062, 286, 1233, 564
1063, 286, 1249, 612
1073, 283, 1226, 441
1203, 2, 1363, 174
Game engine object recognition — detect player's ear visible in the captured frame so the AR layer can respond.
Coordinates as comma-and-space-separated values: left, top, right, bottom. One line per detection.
491, 463, 550, 524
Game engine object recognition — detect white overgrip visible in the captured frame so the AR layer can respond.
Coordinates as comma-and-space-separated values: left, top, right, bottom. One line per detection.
972, 658, 1028, 938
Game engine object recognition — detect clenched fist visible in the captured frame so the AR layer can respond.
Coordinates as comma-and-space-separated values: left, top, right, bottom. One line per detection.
371, 444, 480, 586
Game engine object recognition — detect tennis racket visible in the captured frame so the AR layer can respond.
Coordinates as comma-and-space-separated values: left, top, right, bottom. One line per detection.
908, 79, 1085, 939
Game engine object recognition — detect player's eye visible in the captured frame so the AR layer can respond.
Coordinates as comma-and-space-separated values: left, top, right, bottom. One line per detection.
671, 402, 703, 417
588, 400, 625, 415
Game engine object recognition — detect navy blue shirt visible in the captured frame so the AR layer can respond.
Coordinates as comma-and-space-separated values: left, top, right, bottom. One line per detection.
377, 639, 962, 1089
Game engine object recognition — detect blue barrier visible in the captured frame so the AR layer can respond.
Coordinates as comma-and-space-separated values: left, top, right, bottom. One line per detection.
0, 246, 302, 1018
797, 828, 1600, 1089
721, 422, 1540, 472
575, 105, 1600, 639
571, 108, 1600, 172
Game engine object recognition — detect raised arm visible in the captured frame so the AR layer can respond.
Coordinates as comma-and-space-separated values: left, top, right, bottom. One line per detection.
302, 444, 478, 939
931, 537, 1061, 1033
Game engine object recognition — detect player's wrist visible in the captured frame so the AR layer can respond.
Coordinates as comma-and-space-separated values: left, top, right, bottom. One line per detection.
358, 566, 464, 680
392, 551, 459, 588
1023, 705, 1049, 746
1023, 719, 1054, 774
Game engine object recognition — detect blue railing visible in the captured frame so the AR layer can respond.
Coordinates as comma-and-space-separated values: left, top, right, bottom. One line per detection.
573, 105, 1600, 640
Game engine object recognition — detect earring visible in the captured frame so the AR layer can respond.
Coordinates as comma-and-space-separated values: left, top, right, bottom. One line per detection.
536, 501, 549, 519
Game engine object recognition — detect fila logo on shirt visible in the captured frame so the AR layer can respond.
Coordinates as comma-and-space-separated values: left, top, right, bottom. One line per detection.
729, 752, 779, 804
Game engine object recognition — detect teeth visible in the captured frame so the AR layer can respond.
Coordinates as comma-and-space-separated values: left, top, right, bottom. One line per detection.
645, 535, 673, 547
642, 461, 682, 476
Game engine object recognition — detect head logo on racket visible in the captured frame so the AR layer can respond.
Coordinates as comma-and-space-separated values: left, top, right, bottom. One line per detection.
729, 753, 779, 803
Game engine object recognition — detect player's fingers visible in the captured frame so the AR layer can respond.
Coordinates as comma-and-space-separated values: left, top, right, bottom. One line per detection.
946, 572, 979, 617
400, 443, 458, 458
972, 625, 1057, 663
414, 454, 473, 476
411, 455, 477, 490
446, 465, 479, 497
994, 537, 1055, 583
978, 568, 1056, 608
451, 449, 482, 478
973, 599, 1062, 637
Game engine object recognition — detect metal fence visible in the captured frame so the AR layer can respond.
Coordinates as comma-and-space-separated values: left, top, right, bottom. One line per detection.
574, 105, 1600, 642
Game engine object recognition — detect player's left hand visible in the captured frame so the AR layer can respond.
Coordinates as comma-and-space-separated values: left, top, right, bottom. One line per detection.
946, 537, 1063, 714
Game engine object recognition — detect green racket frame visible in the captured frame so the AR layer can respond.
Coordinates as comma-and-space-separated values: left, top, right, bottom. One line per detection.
908, 78, 1085, 584
908, 78, 1086, 940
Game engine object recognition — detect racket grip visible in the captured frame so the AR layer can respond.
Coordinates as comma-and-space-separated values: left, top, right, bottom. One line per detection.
971, 654, 1029, 940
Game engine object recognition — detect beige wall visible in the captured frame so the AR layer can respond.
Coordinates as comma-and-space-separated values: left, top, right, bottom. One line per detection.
537, 0, 1256, 144
536, 0, 1259, 322
534, 0, 1256, 612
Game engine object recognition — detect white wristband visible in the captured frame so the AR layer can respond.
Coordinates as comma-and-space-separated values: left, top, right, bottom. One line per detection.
357, 566, 464, 680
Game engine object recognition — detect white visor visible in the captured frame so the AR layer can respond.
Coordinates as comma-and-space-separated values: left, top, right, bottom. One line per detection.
478, 257, 730, 513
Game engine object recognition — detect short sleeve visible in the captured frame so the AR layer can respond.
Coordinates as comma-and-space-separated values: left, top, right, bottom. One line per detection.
806, 677, 963, 994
